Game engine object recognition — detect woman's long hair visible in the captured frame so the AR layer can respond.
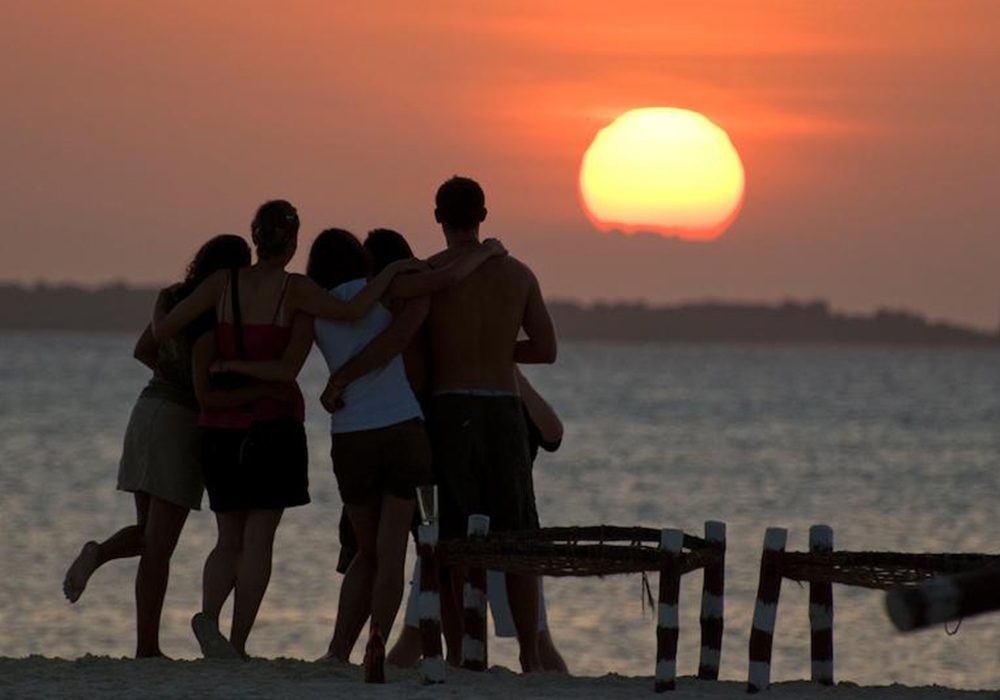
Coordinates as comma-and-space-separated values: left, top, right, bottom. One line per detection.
171, 234, 252, 338
180, 234, 252, 297
307, 228, 370, 290
363, 228, 414, 275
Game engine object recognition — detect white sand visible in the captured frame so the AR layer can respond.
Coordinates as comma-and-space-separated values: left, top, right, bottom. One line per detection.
1, 657, 994, 700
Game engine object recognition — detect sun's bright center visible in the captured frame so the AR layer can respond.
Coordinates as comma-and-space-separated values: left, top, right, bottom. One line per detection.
579, 108, 745, 241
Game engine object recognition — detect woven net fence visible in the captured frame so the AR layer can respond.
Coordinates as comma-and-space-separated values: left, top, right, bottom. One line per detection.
436, 525, 721, 578
776, 551, 1000, 590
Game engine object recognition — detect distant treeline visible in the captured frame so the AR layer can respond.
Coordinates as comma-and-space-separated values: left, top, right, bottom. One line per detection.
1, 283, 997, 347
547, 300, 999, 347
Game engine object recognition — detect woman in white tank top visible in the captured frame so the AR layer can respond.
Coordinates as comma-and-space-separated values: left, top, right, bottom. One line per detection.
306, 227, 504, 678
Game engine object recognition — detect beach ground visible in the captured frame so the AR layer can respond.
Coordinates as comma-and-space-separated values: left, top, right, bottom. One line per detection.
1, 656, 995, 700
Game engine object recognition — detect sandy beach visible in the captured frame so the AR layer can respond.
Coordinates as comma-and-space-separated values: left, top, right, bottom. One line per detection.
1, 656, 995, 700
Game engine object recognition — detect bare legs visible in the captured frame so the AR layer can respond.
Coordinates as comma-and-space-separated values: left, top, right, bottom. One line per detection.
328, 504, 377, 660
64, 493, 149, 603
198, 509, 283, 659
507, 573, 542, 672
230, 510, 283, 655
64, 492, 191, 658
443, 569, 542, 671
329, 495, 415, 662
134, 498, 189, 657
386, 624, 422, 668
388, 577, 568, 672
538, 630, 568, 673
201, 513, 243, 625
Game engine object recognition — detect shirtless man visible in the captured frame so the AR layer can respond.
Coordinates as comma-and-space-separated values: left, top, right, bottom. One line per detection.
425, 176, 557, 672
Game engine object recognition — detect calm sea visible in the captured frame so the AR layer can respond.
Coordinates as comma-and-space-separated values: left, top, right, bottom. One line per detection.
1, 331, 998, 688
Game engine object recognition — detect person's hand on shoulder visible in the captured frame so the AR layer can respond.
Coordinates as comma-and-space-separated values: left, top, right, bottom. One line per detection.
483, 238, 507, 257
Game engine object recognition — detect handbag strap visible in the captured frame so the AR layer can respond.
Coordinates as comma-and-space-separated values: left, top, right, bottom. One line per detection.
229, 268, 246, 360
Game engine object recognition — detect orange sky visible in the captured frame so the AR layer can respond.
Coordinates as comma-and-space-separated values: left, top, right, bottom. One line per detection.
1, 1, 998, 327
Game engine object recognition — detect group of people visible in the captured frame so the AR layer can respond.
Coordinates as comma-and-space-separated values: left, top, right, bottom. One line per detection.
63, 176, 565, 677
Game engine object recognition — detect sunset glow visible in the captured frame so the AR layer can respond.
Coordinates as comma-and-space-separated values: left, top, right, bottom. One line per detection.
579, 108, 745, 241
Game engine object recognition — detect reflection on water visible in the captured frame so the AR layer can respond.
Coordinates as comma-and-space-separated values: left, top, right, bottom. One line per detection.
1, 332, 998, 687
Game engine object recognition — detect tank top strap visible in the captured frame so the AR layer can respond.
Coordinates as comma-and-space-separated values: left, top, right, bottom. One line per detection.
271, 273, 291, 324
218, 271, 232, 323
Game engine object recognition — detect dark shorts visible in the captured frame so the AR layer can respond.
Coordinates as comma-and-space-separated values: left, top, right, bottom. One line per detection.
428, 393, 539, 540
331, 418, 432, 505
201, 417, 310, 513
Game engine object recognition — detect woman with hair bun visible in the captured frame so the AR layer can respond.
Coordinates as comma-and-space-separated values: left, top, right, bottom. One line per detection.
149, 200, 417, 660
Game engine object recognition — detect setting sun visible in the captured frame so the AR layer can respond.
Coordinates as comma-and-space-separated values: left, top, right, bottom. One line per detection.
580, 108, 745, 241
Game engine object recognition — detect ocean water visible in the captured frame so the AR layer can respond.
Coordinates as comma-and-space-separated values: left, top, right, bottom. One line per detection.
1, 331, 998, 688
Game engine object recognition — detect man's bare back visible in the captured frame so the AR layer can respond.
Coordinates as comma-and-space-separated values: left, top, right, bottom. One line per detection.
429, 251, 552, 393
424, 175, 554, 672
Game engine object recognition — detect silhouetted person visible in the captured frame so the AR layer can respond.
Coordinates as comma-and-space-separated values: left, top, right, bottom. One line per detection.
63, 234, 253, 658
425, 176, 557, 672
301, 227, 502, 679
388, 366, 569, 673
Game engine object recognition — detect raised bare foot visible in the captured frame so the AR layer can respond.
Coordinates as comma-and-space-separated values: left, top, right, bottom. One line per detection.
191, 612, 242, 660
63, 541, 100, 603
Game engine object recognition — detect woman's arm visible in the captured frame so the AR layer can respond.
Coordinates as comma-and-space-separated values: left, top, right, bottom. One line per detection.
133, 324, 158, 369
192, 331, 291, 410
320, 297, 429, 412
289, 258, 420, 321
388, 239, 506, 299
213, 312, 314, 383
152, 271, 228, 342
135, 288, 174, 368
516, 367, 563, 444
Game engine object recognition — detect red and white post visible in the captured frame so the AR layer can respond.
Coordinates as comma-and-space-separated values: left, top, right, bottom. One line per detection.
698, 520, 726, 681
809, 525, 834, 685
461, 514, 490, 672
417, 523, 446, 684
655, 528, 685, 692
747, 527, 788, 693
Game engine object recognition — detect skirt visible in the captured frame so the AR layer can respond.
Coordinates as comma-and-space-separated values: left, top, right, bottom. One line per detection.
117, 395, 204, 511
201, 417, 310, 512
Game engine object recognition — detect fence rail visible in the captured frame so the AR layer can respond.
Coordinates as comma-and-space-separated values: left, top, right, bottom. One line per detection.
746, 524, 997, 693
420, 518, 727, 692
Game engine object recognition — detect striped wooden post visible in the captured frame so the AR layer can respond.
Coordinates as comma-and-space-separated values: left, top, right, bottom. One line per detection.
417, 524, 446, 684
698, 521, 726, 681
747, 527, 787, 694
461, 514, 490, 672
655, 528, 684, 692
887, 565, 1000, 632
809, 525, 834, 685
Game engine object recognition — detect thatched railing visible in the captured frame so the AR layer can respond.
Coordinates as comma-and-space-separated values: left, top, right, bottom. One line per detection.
417, 519, 726, 692
746, 525, 998, 693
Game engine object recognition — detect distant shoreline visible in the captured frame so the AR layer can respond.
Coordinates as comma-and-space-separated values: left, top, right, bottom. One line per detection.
1, 283, 997, 348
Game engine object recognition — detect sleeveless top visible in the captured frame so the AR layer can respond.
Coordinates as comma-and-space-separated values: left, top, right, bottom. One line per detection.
313, 278, 423, 434
198, 272, 306, 429
139, 284, 199, 411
